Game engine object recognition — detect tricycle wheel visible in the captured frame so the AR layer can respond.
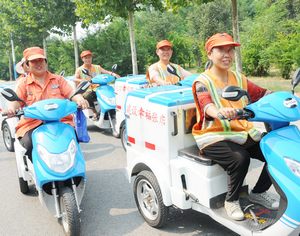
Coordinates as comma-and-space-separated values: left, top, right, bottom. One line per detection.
134, 170, 168, 228
2, 121, 15, 152
120, 125, 127, 152
59, 187, 81, 236
18, 177, 29, 194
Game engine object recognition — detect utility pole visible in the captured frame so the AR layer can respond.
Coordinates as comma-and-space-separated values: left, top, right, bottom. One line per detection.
10, 33, 17, 80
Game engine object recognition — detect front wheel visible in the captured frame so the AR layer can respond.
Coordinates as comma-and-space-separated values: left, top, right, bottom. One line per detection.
134, 170, 169, 228
59, 188, 81, 236
120, 125, 127, 152
2, 121, 15, 152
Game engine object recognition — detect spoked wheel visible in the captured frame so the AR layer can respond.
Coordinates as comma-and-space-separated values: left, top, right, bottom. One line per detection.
18, 177, 29, 194
2, 121, 15, 152
134, 170, 169, 228
120, 125, 127, 151
59, 188, 81, 236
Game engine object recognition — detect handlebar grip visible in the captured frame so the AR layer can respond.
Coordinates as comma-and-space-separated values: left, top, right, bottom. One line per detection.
217, 112, 227, 120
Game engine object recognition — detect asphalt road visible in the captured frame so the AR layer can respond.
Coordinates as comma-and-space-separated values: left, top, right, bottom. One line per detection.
0, 124, 242, 236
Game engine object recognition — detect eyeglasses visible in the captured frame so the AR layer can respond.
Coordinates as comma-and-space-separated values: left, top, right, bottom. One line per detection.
212, 47, 235, 56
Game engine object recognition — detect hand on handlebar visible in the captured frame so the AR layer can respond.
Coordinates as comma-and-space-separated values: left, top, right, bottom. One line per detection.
217, 107, 238, 120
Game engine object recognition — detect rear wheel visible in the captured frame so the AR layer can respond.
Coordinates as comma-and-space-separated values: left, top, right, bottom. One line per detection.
59, 188, 81, 236
120, 125, 127, 151
18, 177, 29, 194
134, 170, 168, 228
2, 121, 15, 152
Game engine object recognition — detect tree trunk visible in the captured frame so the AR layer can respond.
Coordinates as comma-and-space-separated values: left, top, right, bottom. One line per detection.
73, 24, 79, 69
231, 0, 242, 72
128, 11, 138, 75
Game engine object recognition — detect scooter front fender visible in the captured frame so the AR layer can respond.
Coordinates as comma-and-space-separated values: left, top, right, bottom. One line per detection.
32, 122, 86, 188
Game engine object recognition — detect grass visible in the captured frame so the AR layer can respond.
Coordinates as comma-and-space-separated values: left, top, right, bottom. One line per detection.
248, 76, 296, 92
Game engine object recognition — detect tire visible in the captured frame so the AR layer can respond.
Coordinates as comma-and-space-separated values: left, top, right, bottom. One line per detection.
18, 177, 29, 194
2, 121, 15, 152
120, 125, 127, 152
59, 188, 81, 236
133, 170, 169, 228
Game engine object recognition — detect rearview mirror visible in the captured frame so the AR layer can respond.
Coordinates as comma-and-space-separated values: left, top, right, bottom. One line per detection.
222, 86, 251, 103
167, 64, 181, 79
1, 88, 26, 105
81, 68, 90, 76
70, 81, 90, 99
112, 64, 118, 72
291, 68, 300, 93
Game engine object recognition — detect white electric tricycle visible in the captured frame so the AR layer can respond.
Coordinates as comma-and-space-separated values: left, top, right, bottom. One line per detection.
125, 69, 300, 236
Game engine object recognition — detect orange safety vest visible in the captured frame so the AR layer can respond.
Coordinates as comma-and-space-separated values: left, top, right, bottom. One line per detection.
146, 62, 182, 85
78, 64, 101, 91
192, 70, 261, 150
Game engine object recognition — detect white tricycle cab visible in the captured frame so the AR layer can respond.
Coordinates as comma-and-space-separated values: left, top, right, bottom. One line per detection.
114, 74, 148, 149
125, 85, 292, 235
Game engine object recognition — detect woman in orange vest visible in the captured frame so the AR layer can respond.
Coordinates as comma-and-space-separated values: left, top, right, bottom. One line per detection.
147, 40, 191, 86
192, 33, 279, 221
74, 50, 120, 120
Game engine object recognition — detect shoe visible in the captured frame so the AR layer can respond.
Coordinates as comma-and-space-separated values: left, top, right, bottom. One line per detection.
249, 191, 279, 210
224, 200, 244, 221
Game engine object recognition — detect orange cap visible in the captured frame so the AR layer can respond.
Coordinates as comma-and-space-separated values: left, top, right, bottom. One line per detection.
80, 50, 92, 58
23, 47, 46, 61
156, 40, 173, 49
205, 33, 240, 53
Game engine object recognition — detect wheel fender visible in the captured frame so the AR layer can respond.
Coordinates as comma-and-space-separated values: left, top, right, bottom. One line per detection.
131, 158, 172, 207
2, 117, 19, 138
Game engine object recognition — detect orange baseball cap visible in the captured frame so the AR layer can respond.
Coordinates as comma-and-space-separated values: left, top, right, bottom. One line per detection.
156, 40, 173, 49
23, 47, 46, 61
80, 50, 92, 58
205, 33, 240, 53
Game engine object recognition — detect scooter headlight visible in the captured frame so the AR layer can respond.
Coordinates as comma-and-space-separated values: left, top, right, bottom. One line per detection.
100, 94, 116, 106
37, 139, 77, 173
284, 157, 300, 177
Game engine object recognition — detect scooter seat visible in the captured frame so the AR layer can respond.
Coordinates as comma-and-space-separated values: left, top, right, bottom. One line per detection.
178, 145, 215, 166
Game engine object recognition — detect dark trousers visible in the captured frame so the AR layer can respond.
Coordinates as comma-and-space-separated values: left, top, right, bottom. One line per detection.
202, 136, 272, 201
19, 128, 35, 161
84, 91, 97, 109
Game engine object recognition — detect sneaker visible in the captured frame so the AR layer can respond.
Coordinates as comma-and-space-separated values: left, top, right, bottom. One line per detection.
249, 191, 279, 210
224, 200, 244, 221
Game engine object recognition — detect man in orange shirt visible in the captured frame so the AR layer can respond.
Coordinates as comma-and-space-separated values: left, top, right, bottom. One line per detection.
74, 50, 120, 120
6, 47, 89, 160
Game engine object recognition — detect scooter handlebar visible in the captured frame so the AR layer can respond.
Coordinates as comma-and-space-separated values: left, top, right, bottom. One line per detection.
217, 109, 254, 120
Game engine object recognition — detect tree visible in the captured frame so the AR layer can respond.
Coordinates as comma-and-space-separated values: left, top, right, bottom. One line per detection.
165, 0, 242, 72
74, 0, 164, 75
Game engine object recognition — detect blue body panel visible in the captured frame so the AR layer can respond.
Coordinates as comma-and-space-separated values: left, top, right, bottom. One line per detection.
23, 99, 77, 121
92, 74, 115, 85
179, 74, 199, 87
117, 74, 147, 84
260, 125, 300, 226
95, 85, 116, 112
127, 85, 194, 107
32, 122, 85, 187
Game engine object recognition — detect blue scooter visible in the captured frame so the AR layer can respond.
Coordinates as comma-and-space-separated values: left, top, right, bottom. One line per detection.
81, 66, 119, 137
219, 68, 300, 235
1, 81, 90, 236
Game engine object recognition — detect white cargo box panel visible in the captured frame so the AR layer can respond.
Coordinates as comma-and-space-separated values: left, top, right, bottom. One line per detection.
125, 85, 196, 163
